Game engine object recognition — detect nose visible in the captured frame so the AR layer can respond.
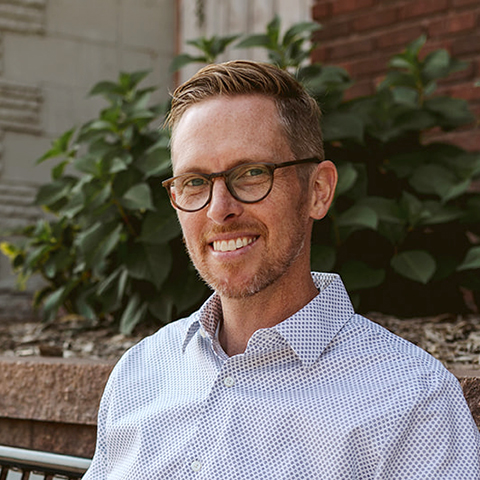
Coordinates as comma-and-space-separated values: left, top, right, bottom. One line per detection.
206, 177, 244, 224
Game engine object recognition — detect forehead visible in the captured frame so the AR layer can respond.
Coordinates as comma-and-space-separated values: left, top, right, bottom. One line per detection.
170, 95, 291, 173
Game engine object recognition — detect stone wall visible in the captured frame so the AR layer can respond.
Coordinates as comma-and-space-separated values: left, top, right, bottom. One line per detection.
311, 0, 480, 151
0, 357, 114, 457
0, 0, 175, 317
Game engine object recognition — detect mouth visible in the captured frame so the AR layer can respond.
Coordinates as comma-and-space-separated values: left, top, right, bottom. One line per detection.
211, 236, 258, 252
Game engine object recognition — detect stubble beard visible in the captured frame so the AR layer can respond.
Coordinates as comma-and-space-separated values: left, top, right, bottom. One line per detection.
184, 203, 311, 300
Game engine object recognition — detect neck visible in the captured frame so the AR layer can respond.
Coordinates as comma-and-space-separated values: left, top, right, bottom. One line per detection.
217, 270, 318, 357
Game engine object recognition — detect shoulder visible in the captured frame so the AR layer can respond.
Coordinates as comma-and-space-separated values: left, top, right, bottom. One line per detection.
107, 313, 198, 381
330, 313, 460, 394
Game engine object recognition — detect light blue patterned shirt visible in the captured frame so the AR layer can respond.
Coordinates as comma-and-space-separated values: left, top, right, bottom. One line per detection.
84, 273, 480, 479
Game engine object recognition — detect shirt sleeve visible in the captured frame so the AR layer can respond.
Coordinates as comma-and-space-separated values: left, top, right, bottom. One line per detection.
377, 371, 480, 479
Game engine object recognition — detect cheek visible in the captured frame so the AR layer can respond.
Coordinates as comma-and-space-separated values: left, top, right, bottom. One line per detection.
178, 213, 202, 246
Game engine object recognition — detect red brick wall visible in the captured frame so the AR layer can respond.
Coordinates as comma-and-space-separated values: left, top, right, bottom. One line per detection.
311, 0, 480, 150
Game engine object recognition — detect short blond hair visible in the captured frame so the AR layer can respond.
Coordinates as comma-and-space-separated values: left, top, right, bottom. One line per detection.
167, 60, 324, 162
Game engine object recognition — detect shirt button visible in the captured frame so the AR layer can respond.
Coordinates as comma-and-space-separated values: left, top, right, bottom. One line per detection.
224, 376, 235, 387
191, 460, 202, 472
199, 328, 207, 338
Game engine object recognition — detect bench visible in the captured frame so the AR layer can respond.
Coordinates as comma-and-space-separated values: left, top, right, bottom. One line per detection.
0, 446, 91, 480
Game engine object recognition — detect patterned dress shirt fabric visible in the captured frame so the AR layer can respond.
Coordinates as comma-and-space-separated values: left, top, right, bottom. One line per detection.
84, 272, 480, 479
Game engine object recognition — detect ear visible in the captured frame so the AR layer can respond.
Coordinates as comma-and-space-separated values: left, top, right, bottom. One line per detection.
309, 160, 338, 220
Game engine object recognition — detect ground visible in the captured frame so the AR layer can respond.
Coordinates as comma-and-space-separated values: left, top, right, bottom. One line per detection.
0, 313, 480, 371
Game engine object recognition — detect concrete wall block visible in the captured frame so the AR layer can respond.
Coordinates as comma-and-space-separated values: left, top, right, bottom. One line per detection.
0, 1, 46, 34
46, 0, 117, 43
75, 42, 119, 90
0, 34, 3, 75
120, 0, 174, 52
2, 132, 52, 183
3, 34, 79, 86
0, 79, 42, 134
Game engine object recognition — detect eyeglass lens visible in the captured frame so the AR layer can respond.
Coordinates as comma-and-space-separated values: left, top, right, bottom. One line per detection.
171, 163, 273, 211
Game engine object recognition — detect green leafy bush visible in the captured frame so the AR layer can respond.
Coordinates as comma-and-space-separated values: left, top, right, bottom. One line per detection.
2, 17, 480, 330
1, 71, 206, 333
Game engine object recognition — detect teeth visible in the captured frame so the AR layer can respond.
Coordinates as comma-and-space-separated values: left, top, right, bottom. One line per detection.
213, 237, 255, 252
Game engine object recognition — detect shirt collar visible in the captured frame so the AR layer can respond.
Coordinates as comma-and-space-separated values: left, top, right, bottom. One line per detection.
183, 272, 355, 366
274, 272, 355, 366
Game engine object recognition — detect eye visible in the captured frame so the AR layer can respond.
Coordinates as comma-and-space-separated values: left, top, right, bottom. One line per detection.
244, 167, 267, 177
185, 176, 207, 187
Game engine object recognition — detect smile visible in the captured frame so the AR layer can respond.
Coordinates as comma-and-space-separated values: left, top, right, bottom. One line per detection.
212, 237, 257, 252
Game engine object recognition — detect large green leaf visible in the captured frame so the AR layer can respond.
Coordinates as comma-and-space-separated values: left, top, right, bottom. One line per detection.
335, 163, 358, 197
36, 129, 75, 164
322, 112, 364, 143
122, 183, 154, 211
139, 207, 181, 245
391, 250, 436, 284
409, 164, 470, 202
340, 261, 385, 291
358, 197, 403, 224
422, 49, 450, 81
125, 242, 172, 290
399, 191, 430, 227
421, 201, 463, 225
136, 139, 171, 178
35, 179, 74, 207
336, 205, 378, 230
75, 221, 123, 269
391, 87, 419, 107
119, 293, 148, 335
424, 97, 474, 127
457, 246, 480, 271
236, 34, 271, 49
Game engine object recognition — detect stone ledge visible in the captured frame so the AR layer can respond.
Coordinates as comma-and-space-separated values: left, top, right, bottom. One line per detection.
0, 356, 114, 425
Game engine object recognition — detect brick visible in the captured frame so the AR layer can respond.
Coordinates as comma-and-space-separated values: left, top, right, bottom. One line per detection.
376, 25, 424, 49
420, 39, 454, 58
312, 1, 332, 20
452, 35, 480, 57
439, 63, 475, 85
446, 82, 480, 102
399, 0, 448, 20
328, 37, 375, 60
452, 0, 480, 6
332, 0, 375, 15
348, 54, 391, 78
344, 80, 375, 100
352, 8, 398, 32
428, 12, 477, 37
315, 19, 351, 41
311, 45, 328, 63
428, 129, 480, 152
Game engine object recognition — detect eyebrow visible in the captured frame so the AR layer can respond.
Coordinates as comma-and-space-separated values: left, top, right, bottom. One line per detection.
173, 157, 276, 176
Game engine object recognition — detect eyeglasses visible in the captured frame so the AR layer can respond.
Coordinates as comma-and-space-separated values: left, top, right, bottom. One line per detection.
162, 157, 321, 212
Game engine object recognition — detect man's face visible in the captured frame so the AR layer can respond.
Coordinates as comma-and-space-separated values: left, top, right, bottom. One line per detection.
171, 95, 314, 299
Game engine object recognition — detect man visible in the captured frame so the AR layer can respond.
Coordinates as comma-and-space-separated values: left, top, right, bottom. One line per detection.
84, 60, 480, 479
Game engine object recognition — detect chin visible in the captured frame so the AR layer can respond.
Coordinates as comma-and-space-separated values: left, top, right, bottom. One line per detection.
200, 266, 286, 299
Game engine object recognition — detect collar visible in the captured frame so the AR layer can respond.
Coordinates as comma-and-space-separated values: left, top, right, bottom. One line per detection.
182, 272, 355, 366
